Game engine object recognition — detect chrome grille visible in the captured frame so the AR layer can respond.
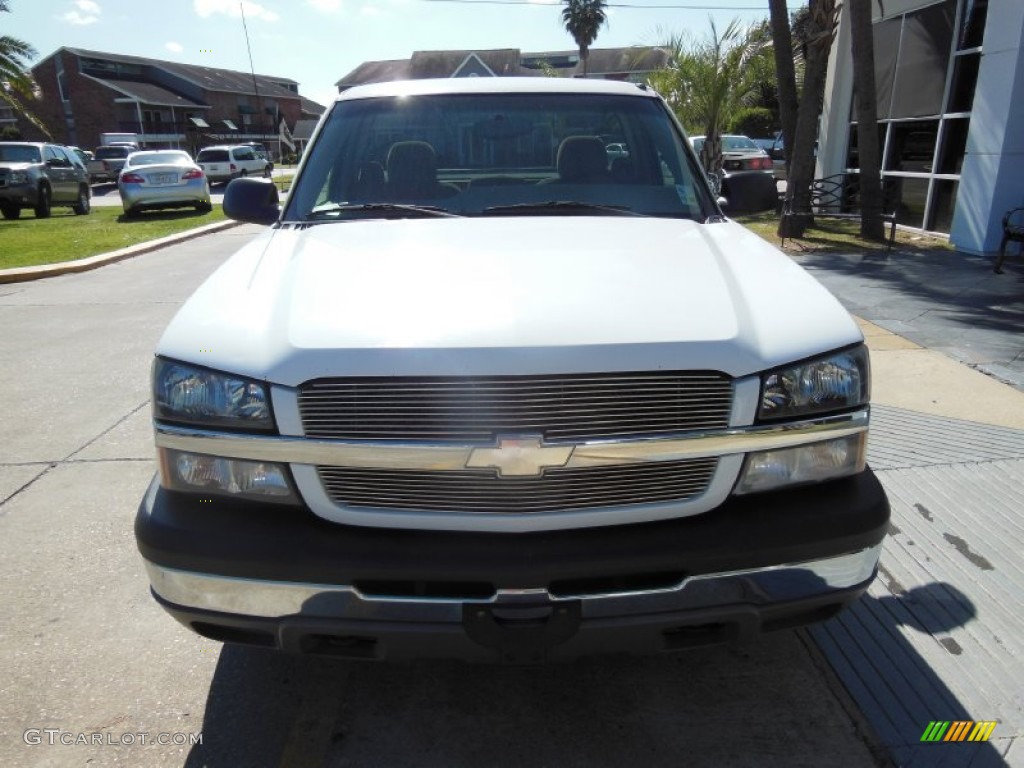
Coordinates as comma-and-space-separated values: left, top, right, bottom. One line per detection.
317, 458, 718, 514
298, 372, 733, 442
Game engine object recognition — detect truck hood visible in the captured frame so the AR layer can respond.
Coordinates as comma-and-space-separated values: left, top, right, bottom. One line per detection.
158, 217, 862, 385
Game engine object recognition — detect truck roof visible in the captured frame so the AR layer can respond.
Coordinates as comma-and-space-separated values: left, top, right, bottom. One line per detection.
337, 77, 658, 102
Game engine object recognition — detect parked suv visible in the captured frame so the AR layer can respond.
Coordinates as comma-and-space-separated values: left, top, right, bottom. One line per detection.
136, 78, 889, 663
0, 142, 91, 219
196, 144, 272, 183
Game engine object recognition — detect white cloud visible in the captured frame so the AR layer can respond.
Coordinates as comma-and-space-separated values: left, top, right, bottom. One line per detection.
360, 5, 381, 15
165, 41, 184, 53
58, 0, 102, 25
193, 0, 280, 22
308, 0, 343, 12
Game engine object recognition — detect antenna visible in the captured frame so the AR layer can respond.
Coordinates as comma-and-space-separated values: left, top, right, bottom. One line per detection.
240, 2, 265, 144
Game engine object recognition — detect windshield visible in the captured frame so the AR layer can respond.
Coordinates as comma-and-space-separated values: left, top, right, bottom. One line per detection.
286, 92, 712, 221
197, 149, 229, 163
0, 144, 41, 163
96, 146, 131, 159
721, 136, 759, 152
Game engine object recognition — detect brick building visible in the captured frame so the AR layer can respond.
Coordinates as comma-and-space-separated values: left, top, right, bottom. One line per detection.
20, 47, 323, 154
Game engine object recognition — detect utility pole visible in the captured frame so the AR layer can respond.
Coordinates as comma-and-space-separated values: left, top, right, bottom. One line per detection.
240, 2, 265, 143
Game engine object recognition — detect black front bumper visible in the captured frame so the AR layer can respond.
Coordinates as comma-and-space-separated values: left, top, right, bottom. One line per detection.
136, 470, 889, 661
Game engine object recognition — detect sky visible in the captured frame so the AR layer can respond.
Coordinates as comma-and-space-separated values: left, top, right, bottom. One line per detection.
3, 0, 777, 111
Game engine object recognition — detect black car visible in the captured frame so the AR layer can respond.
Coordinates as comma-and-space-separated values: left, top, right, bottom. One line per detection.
0, 142, 92, 219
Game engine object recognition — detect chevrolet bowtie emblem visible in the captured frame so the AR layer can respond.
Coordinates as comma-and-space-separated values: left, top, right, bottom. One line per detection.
466, 436, 573, 477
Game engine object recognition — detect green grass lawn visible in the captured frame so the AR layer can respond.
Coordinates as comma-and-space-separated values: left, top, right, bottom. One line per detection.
735, 211, 952, 254
270, 173, 296, 193
0, 205, 229, 270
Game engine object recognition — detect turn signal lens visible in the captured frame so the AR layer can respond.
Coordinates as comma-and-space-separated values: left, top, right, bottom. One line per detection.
159, 448, 298, 504
735, 433, 867, 494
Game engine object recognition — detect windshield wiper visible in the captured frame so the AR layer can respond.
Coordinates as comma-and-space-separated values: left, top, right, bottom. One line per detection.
481, 201, 646, 217
306, 203, 460, 220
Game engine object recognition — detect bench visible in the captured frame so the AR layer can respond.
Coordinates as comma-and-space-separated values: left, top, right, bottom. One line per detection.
780, 173, 897, 250
994, 207, 1024, 274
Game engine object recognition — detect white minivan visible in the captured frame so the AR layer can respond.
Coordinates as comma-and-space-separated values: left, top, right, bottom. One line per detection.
195, 144, 271, 183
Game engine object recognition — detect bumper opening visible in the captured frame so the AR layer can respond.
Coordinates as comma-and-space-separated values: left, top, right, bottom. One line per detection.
191, 620, 275, 648
297, 633, 380, 660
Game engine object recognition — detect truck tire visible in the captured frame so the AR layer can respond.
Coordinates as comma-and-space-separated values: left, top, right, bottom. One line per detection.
1, 202, 20, 220
34, 185, 52, 218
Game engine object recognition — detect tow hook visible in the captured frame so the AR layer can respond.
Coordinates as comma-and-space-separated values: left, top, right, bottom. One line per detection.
463, 600, 582, 663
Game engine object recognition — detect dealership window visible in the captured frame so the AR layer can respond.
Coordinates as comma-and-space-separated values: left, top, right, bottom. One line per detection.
846, 0, 987, 233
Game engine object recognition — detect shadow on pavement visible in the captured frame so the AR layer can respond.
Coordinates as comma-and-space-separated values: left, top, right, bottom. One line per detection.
116, 210, 214, 224
811, 582, 1008, 766
184, 631, 885, 767
793, 247, 1024, 337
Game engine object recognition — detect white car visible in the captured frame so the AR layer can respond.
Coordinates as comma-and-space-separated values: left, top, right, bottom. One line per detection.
137, 78, 889, 663
195, 144, 271, 183
117, 150, 211, 217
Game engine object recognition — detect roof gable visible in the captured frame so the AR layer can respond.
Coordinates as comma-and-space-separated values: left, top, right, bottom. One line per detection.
451, 53, 497, 78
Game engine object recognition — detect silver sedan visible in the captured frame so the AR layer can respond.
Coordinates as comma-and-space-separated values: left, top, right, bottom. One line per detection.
117, 150, 212, 217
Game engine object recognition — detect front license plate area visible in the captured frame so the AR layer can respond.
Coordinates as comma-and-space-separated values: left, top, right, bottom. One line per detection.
463, 600, 581, 663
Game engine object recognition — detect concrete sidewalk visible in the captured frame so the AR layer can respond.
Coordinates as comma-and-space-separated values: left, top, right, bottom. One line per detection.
798, 249, 1024, 766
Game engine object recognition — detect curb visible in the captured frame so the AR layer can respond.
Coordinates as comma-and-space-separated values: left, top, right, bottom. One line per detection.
0, 219, 244, 284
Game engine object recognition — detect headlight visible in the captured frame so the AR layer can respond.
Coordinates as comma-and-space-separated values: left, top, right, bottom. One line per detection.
759, 345, 869, 421
7, 171, 29, 184
159, 448, 298, 504
153, 358, 273, 430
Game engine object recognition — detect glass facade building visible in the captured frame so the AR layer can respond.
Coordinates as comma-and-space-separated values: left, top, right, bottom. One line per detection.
819, 0, 1023, 256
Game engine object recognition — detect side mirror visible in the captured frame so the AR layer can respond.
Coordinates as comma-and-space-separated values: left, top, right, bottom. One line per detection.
223, 177, 281, 225
717, 196, 730, 215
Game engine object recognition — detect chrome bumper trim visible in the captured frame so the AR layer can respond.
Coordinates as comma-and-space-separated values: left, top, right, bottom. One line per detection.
145, 545, 882, 621
154, 409, 869, 472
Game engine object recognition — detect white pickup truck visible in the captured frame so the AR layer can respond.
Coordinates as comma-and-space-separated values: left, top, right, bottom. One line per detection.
87, 144, 137, 183
136, 78, 889, 663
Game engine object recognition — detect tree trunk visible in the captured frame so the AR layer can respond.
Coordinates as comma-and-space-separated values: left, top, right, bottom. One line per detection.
701, 128, 723, 177
768, 0, 798, 172
778, 0, 837, 239
849, 1, 886, 241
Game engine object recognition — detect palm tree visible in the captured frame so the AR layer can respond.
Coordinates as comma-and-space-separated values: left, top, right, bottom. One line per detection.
779, 0, 839, 238
648, 19, 770, 177
1, 1, 51, 138
849, 1, 886, 241
561, 0, 608, 77
768, 0, 798, 173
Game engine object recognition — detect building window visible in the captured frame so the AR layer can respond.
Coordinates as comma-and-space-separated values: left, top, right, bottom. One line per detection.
846, 0, 987, 233
957, 0, 987, 49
